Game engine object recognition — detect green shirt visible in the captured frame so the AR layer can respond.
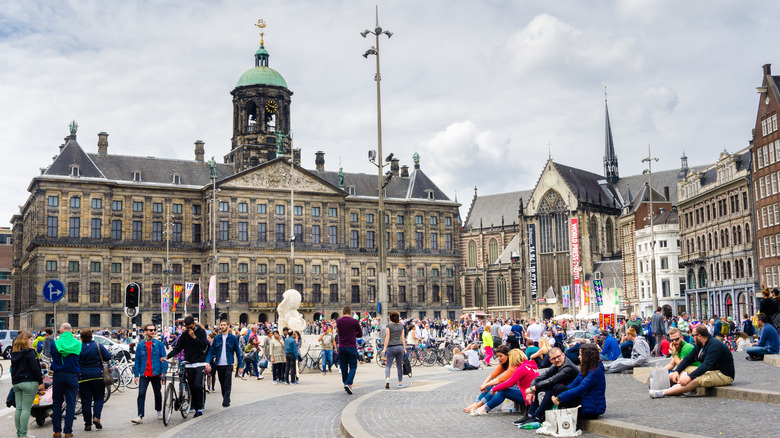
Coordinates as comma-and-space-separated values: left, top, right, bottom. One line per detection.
675, 341, 700, 367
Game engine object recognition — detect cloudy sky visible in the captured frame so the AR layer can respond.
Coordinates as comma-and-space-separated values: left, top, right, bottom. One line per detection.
1, 0, 777, 227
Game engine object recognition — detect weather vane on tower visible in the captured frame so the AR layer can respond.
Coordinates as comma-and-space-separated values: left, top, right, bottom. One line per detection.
255, 19, 266, 45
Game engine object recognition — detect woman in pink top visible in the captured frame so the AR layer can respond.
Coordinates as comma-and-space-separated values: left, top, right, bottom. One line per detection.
470, 349, 538, 415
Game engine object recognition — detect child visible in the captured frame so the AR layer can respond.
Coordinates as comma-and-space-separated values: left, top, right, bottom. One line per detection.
736, 332, 752, 352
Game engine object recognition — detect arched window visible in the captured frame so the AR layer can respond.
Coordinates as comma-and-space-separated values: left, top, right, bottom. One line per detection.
538, 190, 568, 253
698, 267, 708, 288
748, 258, 753, 277
496, 275, 507, 307
688, 270, 696, 289
474, 279, 484, 309
737, 225, 742, 245
605, 218, 614, 253
589, 216, 599, 253
745, 223, 751, 243
708, 233, 712, 251
732, 227, 737, 246
488, 238, 499, 264
468, 241, 477, 267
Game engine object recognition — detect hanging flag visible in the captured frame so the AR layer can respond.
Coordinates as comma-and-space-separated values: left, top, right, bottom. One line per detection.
161, 286, 171, 312
562, 285, 570, 307
574, 284, 580, 308
184, 282, 195, 301
593, 279, 604, 306
208, 275, 217, 307
172, 284, 183, 312
583, 281, 590, 306
615, 284, 620, 306
199, 278, 205, 310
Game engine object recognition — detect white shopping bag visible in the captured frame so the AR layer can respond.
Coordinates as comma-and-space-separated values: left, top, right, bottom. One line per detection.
649, 368, 670, 391
536, 407, 581, 437
501, 398, 516, 412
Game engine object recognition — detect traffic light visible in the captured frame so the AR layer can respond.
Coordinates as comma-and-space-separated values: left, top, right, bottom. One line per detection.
125, 282, 140, 308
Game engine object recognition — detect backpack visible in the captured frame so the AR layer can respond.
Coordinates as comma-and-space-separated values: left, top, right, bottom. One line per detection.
720, 322, 729, 335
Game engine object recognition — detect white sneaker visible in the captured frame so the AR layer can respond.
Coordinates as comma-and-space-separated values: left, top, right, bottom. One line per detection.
258, 375, 264, 380
649, 389, 665, 399
131, 416, 143, 424
157, 411, 163, 420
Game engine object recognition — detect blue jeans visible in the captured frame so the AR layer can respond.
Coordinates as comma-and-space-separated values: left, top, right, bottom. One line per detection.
51, 372, 79, 434
339, 346, 358, 386
477, 385, 495, 403
486, 387, 526, 411
321, 349, 334, 372
746, 346, 776, 357
137, 375, 162, 417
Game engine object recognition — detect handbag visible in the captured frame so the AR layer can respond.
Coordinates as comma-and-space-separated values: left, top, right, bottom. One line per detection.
258, 358, 269, 368
536, 406, 581, 437
96, 343, 114, 387
402, 356, 412, 376
6, 388, 15, 408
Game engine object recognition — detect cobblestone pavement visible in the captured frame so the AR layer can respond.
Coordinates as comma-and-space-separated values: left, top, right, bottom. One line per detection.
0, 348, 778, 438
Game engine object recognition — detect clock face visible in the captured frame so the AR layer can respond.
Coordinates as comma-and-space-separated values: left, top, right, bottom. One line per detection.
265, 100, 278, 115
544, 173, 558, 187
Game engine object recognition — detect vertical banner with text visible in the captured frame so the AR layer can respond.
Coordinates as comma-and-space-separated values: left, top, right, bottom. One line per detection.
562, 285, 570, 307
208, 275, 217, 307
528, 224, 538, 301
161, 286, 171, 312
593, 279, 604, 306
583, 281, 590, 307
571, 218, 580, 307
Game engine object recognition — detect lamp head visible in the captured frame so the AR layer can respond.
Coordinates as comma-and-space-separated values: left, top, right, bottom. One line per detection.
368, 150, 376, 162
384, 30, 393, 38
360, 29, 371, 38
385, 152, 394, 162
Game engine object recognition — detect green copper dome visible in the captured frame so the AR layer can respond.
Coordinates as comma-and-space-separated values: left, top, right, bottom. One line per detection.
236, 45, 288, 88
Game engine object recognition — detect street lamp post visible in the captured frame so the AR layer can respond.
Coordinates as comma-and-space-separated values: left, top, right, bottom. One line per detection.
642, 145, 660, 312
362, 6, 393, 329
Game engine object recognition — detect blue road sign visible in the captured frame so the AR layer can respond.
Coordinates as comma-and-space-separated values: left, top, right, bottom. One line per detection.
43, 279, 65, 303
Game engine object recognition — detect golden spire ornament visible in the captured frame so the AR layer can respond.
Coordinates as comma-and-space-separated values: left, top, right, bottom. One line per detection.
255, 19, 266, 45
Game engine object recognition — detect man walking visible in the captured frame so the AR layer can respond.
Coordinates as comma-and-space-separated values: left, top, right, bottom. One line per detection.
164, 316, 209, 417
651, 307, 665, 357
206, 319, 243, 407
132, 323, 167, 423
336, 306, 362, 394
50, 322, 82, 438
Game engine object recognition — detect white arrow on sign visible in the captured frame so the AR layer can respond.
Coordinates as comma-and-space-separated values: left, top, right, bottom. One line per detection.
48, 283, 63, 298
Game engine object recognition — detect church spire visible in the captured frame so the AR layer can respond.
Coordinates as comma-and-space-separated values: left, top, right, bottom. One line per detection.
603, 86, 619, 184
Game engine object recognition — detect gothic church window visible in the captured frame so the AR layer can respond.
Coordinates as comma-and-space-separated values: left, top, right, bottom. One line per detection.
538, 190, 568, 253
589, 216, 599, 252
489, 239, 499, 264
468, 241, 477, 267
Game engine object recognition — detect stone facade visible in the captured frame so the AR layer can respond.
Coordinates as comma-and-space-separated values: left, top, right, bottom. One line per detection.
10, 41, 461, 330
678, 147, 758, 320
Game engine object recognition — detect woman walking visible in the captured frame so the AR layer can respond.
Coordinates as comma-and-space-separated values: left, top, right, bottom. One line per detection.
381, 311, 407, 388
11, 331, 43, 438
79, 328, 111, 431
482, 324, 495, 366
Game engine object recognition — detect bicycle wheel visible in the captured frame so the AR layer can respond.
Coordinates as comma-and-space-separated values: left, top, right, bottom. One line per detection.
422, 349, 437, 367
74, 392, 83, 416
163, 383, 175, 426
122, 365, 137, 389
442, 347, 454, 365
410, 350, 421, 367
111, 367, 122, 393
377, 352, 386, 367
103, 383, 111, 404
180, 382, 192, 418
0, 362, 3, 379
297, 355, 307, 375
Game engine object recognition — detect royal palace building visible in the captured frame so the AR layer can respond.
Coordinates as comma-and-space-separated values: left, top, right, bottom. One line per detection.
11, 33, 461, 330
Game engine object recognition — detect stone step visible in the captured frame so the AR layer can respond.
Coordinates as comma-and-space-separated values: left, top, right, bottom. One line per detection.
764, 354, 780, 367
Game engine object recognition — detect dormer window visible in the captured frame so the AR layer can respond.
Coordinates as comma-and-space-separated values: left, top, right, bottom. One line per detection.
133, 171, 142, 182
426, 190, 435, 200
348, 186, 356, 196
70, 165, 80, 177
172, 174, 181, 184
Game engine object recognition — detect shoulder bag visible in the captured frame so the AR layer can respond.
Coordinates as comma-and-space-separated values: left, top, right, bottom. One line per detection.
96, 343, 114, 387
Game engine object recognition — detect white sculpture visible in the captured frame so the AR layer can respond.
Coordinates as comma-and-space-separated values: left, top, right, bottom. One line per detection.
277, 289, 306, 333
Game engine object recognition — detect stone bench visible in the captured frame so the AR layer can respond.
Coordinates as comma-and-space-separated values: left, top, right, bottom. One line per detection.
764, 354, 780, 367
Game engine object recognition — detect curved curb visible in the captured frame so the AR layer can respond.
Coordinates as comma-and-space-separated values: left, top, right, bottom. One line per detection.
339, 390, 377, 438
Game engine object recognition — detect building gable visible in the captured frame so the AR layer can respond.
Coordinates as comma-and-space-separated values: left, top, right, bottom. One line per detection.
220, 158, 344, 195
525, 160, 578, 216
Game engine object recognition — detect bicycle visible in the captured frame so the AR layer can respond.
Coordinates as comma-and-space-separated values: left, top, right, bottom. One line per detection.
162, 360, 192, 426
301, 348, 323, 372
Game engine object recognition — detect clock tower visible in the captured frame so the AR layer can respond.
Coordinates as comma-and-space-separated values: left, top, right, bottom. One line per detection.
227, 19, 296, 172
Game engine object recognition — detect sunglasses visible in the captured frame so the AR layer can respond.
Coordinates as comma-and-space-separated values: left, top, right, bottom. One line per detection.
670, 337, 682, 342
146, 329, 156, 332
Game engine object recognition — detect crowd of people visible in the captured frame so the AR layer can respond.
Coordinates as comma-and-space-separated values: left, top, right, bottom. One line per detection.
10, 294, 780, 437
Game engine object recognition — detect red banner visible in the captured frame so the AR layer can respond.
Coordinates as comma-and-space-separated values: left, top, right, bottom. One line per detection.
172, 284, 183, 312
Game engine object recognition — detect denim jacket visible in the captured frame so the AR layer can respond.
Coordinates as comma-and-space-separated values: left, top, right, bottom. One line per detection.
133, 338, 168, 377
206, 333, 244, 368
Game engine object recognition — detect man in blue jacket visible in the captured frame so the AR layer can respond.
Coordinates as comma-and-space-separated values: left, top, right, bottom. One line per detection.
746, 313, 780, 360
50, 322, 82, 438
599, 331, 621, 361
206, 319, 243, 407
132, 323, 167, 424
